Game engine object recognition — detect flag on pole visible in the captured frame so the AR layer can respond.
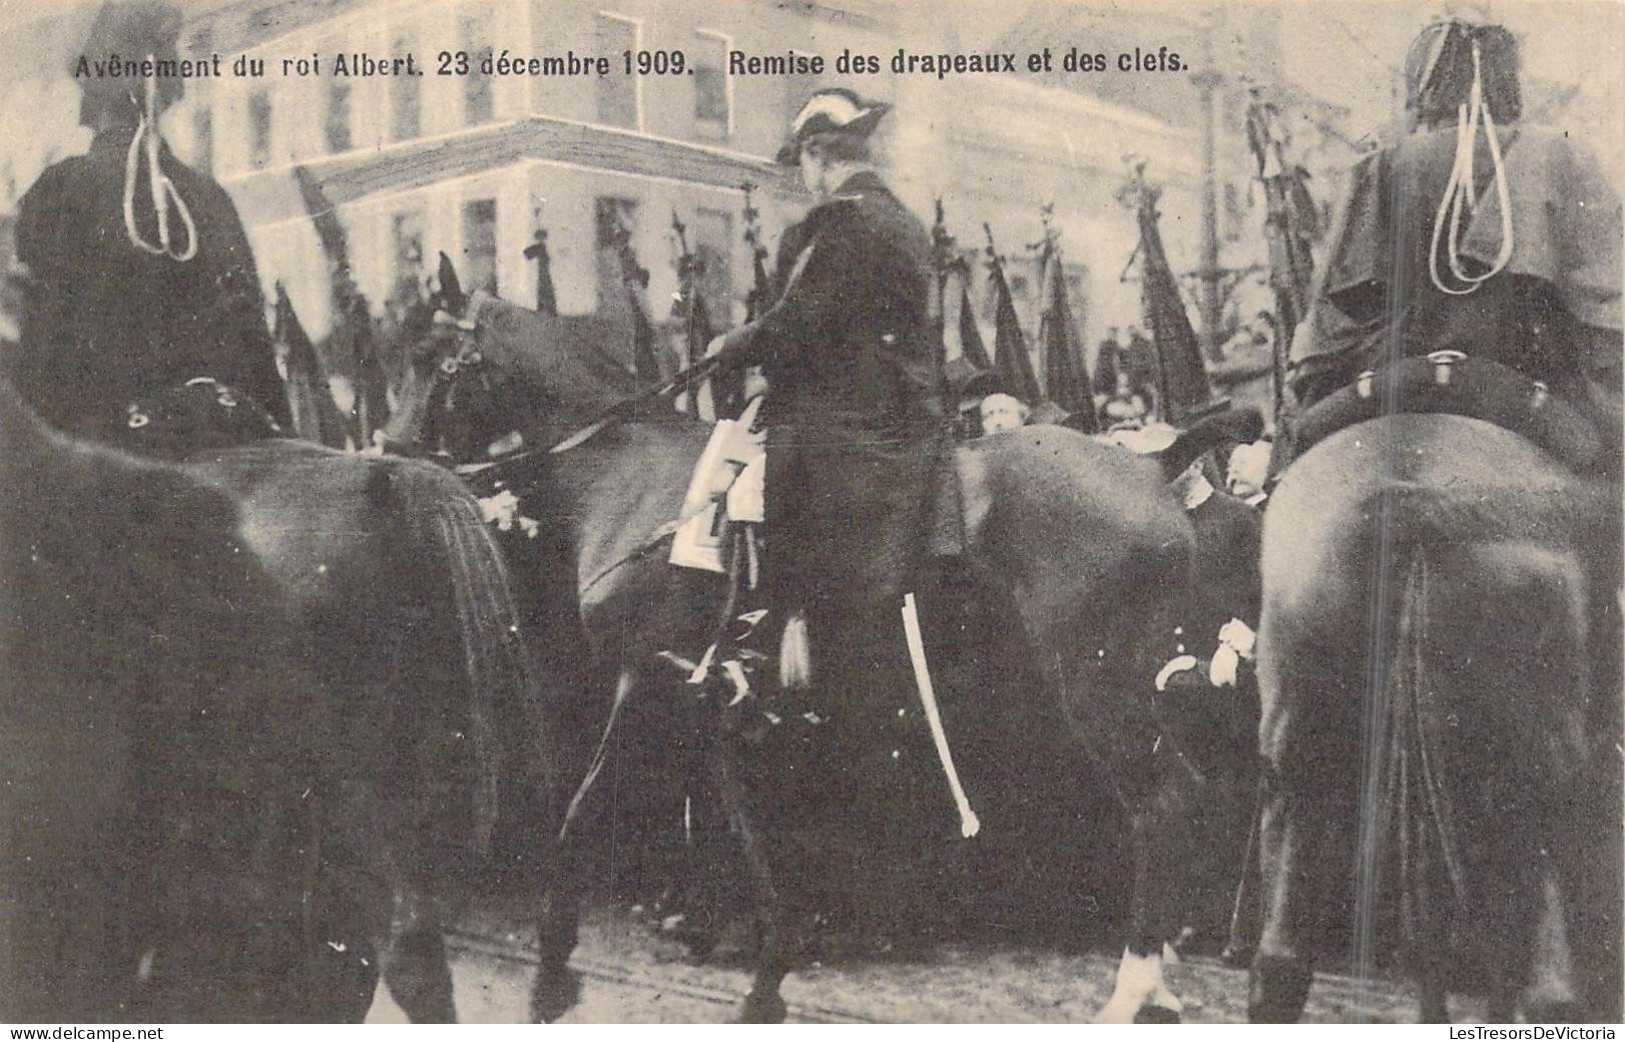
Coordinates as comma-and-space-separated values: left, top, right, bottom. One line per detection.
523, 228, 558, 316
670, 211, 717, 416
629, 284, 662, 385
985, 224, 1042, 405
680, 277, 716, 415
928, 203, 990, 371
699, 182, 771, 421
273, 282, 349, 448
1122, 163, 1214, 424
1038, 244, 1095, 430
958, 275, 992, 371
606, 220, 662, 384
1244, 92, 1318, 427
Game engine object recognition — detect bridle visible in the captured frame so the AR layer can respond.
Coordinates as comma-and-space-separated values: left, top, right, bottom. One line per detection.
397, 309, 501, 458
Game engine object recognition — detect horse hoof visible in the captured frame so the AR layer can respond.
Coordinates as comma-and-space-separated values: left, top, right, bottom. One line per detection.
1248, 955, 1313, 1023
530, 968, 582, 1024
1134, 1005, 1182, 1024
680, 931, 719, 961
658, 914, 719, 960
739, 990, 787, 1024
1092, 1000, 1137, 1024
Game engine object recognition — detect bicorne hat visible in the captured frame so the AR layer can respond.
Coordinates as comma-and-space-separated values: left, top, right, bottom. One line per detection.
775, 88, 891, 166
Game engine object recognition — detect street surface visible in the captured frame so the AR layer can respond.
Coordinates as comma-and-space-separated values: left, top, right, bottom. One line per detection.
361, 903, 1491, 1024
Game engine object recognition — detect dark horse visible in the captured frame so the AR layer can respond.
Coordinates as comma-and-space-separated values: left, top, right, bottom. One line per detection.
384, 286, 1261, 1023
167, 436, 572, 1022
1, 377, 565, 1022
1247, 411, 1622, 1021
3, 383, 369, 1020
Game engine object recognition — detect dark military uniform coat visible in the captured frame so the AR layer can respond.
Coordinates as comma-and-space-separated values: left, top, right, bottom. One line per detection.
719, 170, 940, 428
715, 171, 946, 619
1290, 123, 1622, 409
13, 123, 290, 437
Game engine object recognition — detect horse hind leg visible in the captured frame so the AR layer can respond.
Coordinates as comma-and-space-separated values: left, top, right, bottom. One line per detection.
374, 887, 455, 1023
1247, 764, 1340, 1022
531, 664, 646, 1023
332, 782, 456, 1023
1519, 871, 1585, 1022
530, 880, 583, 1024
1096, 777, 1202, 1023
716, 726, 789, 1024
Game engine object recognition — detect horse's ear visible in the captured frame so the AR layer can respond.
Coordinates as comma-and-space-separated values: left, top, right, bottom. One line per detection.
436, 252, 466, 314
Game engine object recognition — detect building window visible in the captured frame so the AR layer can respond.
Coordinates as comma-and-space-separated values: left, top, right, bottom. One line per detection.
594, 14, 639, 130
391, 209, 425, 309
324, 79, 352, 153
594, 196, 639, 315
462, 198, 498, 296
462, 11, 494, 125
692, 208, 733, 323
192, 105, 213, 173
248, 88, 273, 170
391, 33, 421, 140
693, 31, 730, 139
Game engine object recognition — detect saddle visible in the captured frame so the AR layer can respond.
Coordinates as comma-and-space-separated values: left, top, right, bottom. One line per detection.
117, 378, 283, 458
1293, 352, 1605, 474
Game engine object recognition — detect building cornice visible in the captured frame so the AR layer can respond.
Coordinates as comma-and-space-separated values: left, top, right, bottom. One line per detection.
223, 114, 798, 220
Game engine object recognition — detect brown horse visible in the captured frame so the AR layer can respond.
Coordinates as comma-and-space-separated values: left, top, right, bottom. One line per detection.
1247, 413, 1622, 1021
384, 287, 1270, 1023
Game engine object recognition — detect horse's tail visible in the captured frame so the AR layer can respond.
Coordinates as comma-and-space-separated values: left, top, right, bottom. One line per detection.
1353, 546, 1468, 986
1361, 479, 1605, 1012
390, 460, 544, 857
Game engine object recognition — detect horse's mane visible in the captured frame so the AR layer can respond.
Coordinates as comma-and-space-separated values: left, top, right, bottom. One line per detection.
467, 292, 647, 424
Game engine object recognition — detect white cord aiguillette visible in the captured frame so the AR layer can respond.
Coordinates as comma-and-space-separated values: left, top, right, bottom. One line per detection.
123, 59, 197, 262
1428, 40, 1514, 297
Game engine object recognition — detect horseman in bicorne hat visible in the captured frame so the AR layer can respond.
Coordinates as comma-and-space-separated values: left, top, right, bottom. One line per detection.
706, 88, 947, 684
1284, 19, 1621, 466
9, 0, 290, 440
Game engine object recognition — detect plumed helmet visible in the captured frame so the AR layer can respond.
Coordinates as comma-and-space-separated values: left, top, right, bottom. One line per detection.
776, 88, 891, 165
75, 1, 187, 122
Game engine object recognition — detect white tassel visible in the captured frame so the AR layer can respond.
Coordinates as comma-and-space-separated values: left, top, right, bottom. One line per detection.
779, 610, 812, 691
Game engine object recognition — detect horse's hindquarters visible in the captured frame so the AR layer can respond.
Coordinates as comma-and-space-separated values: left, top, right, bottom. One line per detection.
1254, 416, 1619, 1018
